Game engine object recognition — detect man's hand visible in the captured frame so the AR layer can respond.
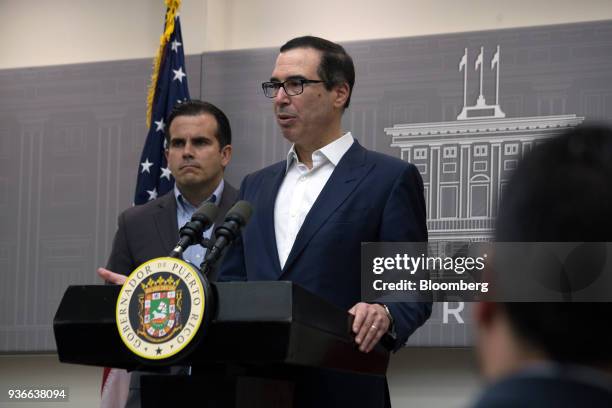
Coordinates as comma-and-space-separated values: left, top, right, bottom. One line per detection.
97, 267, 127, 285
348, 302, 390, 353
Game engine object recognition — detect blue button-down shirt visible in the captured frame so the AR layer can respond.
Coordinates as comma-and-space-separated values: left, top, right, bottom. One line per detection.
174, 179, 224, 268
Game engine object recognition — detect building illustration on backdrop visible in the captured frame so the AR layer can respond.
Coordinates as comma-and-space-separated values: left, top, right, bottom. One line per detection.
386, 46, 584, 241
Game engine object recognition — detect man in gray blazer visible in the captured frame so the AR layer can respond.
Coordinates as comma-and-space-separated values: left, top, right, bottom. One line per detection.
97, 100, 238, 408
98, 99, 238, 284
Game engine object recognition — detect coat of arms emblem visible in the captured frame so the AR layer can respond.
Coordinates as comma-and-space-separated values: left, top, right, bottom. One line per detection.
139, 275, 183, 342
116, 257, 209, 361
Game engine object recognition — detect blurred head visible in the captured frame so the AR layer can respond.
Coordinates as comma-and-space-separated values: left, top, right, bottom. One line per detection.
164, 100, 232, 200
477, 124, 612, 379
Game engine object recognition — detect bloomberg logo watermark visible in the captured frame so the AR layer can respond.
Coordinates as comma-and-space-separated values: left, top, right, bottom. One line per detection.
361, 242, 612, 302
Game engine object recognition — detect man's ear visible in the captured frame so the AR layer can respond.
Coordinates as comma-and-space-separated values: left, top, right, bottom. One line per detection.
333, 82, 350, 109
220, 144, 232, 168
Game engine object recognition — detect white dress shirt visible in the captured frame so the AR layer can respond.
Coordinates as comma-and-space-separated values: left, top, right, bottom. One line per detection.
274, 132, 354, 269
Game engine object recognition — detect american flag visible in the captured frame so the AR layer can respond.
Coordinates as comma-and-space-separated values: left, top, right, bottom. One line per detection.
101, 3, 189, 406
133, 10, 190, 205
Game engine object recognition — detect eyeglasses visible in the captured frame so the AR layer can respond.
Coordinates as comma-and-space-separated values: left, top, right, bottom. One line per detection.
261, 78, 324, 98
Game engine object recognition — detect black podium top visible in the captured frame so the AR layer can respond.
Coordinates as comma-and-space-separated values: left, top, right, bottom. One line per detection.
54, 281, 389, 376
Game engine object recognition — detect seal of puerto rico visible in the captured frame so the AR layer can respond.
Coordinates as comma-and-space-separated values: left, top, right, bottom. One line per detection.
116, 257, 207, 361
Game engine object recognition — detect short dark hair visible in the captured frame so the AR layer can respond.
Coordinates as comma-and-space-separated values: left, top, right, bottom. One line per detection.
495, 124, 612, 366
280, 36, 355, 109
165, 99, 231, 148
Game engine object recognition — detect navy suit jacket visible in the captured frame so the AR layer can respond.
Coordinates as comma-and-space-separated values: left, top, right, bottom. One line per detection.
471, 366, 612, 408
219, 140, 431, 407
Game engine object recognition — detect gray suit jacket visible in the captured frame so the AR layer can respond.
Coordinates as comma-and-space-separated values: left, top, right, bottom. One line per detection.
106, 182, 238, 281
106, 182, 238, 408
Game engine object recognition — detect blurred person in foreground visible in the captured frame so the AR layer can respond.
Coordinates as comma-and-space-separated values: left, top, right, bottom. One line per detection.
471, 124, 612, 407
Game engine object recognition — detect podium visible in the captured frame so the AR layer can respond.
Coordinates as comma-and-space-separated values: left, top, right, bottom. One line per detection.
54, 281, 390, 407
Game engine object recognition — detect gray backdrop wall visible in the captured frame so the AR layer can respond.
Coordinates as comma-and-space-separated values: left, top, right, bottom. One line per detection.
1, 20, 611, 352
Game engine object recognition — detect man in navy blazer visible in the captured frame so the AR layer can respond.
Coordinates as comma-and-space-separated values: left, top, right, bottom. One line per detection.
218, 36, 431, 408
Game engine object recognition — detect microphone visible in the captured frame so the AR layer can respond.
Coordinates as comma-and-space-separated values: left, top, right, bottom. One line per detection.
169, 202, 219, 259
202, 201, 252, 271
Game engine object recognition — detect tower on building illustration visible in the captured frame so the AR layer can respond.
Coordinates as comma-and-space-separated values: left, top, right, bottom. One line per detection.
386, 46, 584, 241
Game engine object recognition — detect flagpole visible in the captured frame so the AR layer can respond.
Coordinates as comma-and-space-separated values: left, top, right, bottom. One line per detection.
479, 46, 484, 103
463, 48, 468, 108
495, 45, 500, 106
